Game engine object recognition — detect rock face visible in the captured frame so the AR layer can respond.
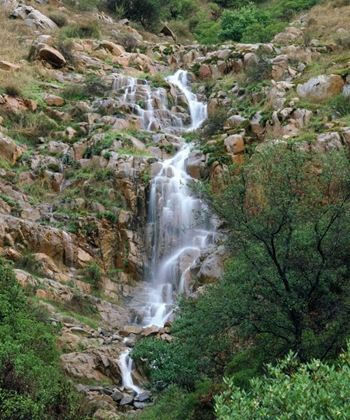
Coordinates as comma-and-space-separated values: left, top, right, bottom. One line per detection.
297, 74, 344, 101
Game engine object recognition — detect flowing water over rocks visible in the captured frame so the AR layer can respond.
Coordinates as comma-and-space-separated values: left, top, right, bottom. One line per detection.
111, 69, 207, 133
131, 145, 216, 327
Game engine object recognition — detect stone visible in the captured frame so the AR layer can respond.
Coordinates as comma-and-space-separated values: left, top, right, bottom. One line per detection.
186, 150, 208, 180
141, 325, 160, 337
11, 5, 57, 30
119, 395, 134, 406
100, 40, 125, 56
0, 61, 20, 71
224, 135, 244, 154
136, 391, 151, 402
29, 43, 66, 68
160, 24, 177, 41
119, 325, 142, 336
111, 390, 124, 402
42, 94, 65, 106
0, 132, 24, 163
297, 74, 344, 101
312, 132, 343, 154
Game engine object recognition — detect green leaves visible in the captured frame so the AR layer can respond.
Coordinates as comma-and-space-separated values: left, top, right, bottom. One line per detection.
215, 347, 350, 419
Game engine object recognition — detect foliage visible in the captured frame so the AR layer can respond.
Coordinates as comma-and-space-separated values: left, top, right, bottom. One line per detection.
137, 381, 217, 420
193, 20, 221, 45
83, 260, 102, 290
330, 93, 350, 117
106, 0, 177, 30
202, 144, 350, 362
215, 347, 350, 419
219, 3, 271, 42
60, 21, 101, 39
48, 13, 68, 28
0, 258, 94, 419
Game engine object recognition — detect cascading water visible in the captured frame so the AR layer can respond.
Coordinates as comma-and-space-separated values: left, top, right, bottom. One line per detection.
111, 70, 207, 133
133, 145, 215, 327
119, 349, 142, 394
119, 70, 211, 391
166, 70, 207, 131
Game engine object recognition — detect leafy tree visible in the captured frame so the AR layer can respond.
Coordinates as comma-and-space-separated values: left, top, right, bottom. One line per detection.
215, 346, 350, 419
204, 144, 350, 362
219, 3, 271, 42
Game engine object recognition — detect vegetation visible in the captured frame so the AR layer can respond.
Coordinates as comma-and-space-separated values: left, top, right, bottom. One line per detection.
0, 259, 94, 419
215, 347, 350, 419
133, 144, 350, 415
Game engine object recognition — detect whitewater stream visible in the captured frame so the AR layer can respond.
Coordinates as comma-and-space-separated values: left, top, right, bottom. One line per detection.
118, 69, 213, 390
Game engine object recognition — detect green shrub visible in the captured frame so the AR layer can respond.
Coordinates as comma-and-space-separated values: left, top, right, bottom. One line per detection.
219, 3, 271, 42
0, 258, 95, 420
216, 348, 350, 419
330, 93, 350, 117
83, 260, 102, 290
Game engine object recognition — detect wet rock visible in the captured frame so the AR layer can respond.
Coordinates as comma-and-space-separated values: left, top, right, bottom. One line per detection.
120, 395, 134, 406
111, 390, 124, 402
141, 325, 160, 337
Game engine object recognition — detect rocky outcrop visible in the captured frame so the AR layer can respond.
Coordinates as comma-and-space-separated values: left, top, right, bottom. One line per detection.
297, 74, 344, 101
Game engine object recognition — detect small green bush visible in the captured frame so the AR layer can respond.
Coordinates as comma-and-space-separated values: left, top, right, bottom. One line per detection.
83, 260, 102, 290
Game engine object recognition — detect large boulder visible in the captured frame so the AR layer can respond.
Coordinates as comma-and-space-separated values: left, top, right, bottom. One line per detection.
297, 74, 344, 101
29, 42, 66, 68
10, 5, 57, 30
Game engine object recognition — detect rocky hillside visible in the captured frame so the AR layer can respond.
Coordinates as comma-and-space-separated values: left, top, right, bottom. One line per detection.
1, 0, 350, 418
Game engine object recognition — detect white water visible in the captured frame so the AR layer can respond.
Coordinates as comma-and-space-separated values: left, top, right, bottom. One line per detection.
119, 349, 142, 394
137, 145, 215, 327
166, 70, 207, 131
111, 70, 207, 133
62, 230, 74, 267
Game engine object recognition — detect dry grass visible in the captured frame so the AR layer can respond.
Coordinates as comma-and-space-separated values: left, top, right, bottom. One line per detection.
306, 2, 350, 43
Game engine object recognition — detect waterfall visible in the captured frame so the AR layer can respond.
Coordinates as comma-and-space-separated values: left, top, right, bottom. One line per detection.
136, 145, 214, 327
119, 349, 142, 394
62, 230, 74, 267
111, 71, 206, 133
166, 70, 207, 131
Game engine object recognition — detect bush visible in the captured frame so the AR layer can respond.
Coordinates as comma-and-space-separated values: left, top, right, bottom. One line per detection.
330, 93, 350, 117
83, 260, 102, 290
0, 258, 95, 420
215, 348, 350, 419
219, 3, 271, 42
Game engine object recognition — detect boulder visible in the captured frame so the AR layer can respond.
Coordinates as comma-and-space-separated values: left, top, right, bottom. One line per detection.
10, 5, 57, 30
0, 132, 24, 163
29, 43, 66, 68
312, 132, 343, 154
224, 135, 245, 154
100, 41, 125, 56
0, 61, 20, 71
297, 74, 344, 101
